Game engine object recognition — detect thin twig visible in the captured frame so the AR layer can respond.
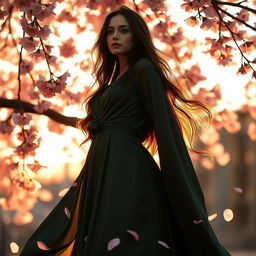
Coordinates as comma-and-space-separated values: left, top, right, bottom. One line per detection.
212, 2, 255, 71
217, 6, 256, 31
215, 1, 256, 14
17, 13, 26, 113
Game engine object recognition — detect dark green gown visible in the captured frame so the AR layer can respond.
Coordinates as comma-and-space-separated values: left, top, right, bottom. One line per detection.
20, 58, 231, 256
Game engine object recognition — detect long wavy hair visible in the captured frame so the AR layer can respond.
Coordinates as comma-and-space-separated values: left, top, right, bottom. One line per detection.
77, 6, 214, 160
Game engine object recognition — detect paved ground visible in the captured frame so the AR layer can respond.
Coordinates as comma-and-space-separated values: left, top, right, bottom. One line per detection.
230, 251, 256, 256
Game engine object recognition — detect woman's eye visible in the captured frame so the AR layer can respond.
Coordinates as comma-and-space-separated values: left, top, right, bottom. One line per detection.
121, 29, 129, 33
106, 28, 129, 34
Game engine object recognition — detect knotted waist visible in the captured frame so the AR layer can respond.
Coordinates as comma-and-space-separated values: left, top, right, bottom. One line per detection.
88, 119, 146, 142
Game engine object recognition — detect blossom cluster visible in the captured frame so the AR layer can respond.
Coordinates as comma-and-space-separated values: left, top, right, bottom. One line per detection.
35, 71, 70, 98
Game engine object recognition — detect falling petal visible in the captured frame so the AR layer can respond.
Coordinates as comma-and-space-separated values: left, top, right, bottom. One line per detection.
223, 208, 233, 222
157, 240, 171, 249
107, 238, 120, 251
58, 188, 69, 197
10, 242, 19, 253
193, 219, 203, 224
64, 207, 71, 219
72, 182, 77, 187
126, 230, 139, 241
37, 241, 50, 250
233, 187, 243, 194
208, 213, 218, 221
84, 236, 87, 242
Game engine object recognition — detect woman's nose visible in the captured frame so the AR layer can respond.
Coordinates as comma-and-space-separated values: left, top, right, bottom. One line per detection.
113, 30, 119, 38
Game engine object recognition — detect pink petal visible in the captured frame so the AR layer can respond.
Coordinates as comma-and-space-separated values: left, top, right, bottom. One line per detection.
126, 229, 139, 241
107, 238, 120, 251
193, 219, 203, 224
208, 213, 218, 221
157, 240, 171, 249
72, 182, 77, 187
37, 241, 50, 250
233, 187, 243, 194
64, 207, 71, 218
58, 188, 69, 197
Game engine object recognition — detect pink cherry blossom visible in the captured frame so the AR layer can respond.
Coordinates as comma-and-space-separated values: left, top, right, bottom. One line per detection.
20, 59, 33, 75
185, 16, 198, 27
13, 0, 37, 11
59, 38, 78, 58
65, 91, 84, 103
19, 37, 38, 51
21, 16, 39, 37
27, 161, 46, 173
168, 27, 183, 44
37, 25, 51, 39
36, 74, 68, 98
85, 0, 125, 10
44, 44, 54, 54
202, 6, 216, 18
12, 113, 32, 126
15, 142, 38, 156
57, 10, 77, 23
29, 49, 45, 59
184, 65, 206, 86
58, 71, 70, 84
31, 2, 56, 21
0, 120, 15, 134
144, 0, 166, 12
0, 10, 8, 19
181, 0, 211, 10
47, 55, 57, 64
34, 100, 52, 113
200, 18, 217, 31
238, 9, 249, 21
28, 88, 40, 100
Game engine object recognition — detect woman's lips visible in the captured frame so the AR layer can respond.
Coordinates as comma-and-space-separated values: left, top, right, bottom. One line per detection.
112, 43, 121, 48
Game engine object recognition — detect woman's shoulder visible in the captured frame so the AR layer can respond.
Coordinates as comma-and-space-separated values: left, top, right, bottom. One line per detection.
133, 58, 154, 71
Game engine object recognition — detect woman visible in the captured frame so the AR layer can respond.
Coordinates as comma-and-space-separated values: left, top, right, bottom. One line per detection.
20, 6, 231, 256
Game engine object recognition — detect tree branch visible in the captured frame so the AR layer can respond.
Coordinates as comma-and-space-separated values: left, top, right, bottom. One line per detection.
215, 1, 256, 14
212, 1, 254, 70
217, 6, 256, 31
0, 98, 81, 128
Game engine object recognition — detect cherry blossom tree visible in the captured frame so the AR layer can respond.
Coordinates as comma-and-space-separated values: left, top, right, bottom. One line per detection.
0, 0, 255, 227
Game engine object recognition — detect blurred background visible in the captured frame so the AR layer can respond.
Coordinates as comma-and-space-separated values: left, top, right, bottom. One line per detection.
0, 0, 255, 255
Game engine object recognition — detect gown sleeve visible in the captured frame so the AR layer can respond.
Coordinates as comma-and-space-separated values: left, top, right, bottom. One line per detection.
134, 58, 231, 256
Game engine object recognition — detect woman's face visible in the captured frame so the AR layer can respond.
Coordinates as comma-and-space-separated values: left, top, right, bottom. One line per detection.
106, 14, 134, 58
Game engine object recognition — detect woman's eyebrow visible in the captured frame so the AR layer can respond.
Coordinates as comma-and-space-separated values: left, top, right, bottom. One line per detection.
107, 25, 129, 29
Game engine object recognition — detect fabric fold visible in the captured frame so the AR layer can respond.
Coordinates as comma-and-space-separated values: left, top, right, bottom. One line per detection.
134, 58, 231, 256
